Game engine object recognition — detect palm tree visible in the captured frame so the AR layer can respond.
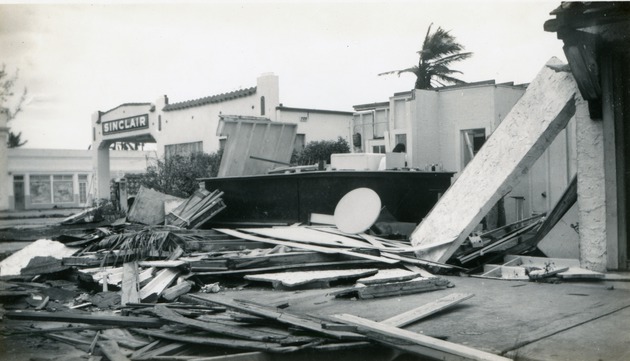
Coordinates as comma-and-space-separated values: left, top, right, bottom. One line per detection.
379, 24, 472, 89
8, 131, 27, 148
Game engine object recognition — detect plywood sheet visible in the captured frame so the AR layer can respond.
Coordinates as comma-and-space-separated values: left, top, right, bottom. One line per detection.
411, 58, 579, 263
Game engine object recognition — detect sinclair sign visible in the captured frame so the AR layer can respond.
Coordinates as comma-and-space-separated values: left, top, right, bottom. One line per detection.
102, 114, 149, 135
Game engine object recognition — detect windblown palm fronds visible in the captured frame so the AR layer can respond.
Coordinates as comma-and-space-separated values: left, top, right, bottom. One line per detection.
94, 228, 186, 262
379, 23, 472, 89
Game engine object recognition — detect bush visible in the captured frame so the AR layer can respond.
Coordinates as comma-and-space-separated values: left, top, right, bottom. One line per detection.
138, 150, 222, 198
293, 137, 350, 165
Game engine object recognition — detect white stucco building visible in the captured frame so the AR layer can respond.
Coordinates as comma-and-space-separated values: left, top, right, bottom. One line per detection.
91, 73, 353, 199
352, 80, 578, 225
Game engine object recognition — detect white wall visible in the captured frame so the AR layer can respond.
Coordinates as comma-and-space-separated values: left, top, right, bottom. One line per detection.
275, 108, 352, 146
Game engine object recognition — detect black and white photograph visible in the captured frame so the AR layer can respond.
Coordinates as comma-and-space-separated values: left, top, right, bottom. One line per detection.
0, 1, 629, 360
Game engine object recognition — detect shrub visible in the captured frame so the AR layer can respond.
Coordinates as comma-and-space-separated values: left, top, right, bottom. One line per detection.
293, 137, 350, 165
138, 150, 222, 198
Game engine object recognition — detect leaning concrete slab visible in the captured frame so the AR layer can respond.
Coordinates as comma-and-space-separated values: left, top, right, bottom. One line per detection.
411, 57, 579, 263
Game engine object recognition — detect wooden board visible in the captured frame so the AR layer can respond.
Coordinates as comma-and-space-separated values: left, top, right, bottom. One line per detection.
188, 295, 365, 341
139, 268, 180, 302
121, 262, 140, 306
244, 269, 378, 288
381, 293, 475, 327
411, 57, 579, 263
334, 313, 511, 361
355, 268, 421, 285
333, 277, 451, 299
243, 226, 372, 249
215, 228, 398, 264
5, 310, 162, 328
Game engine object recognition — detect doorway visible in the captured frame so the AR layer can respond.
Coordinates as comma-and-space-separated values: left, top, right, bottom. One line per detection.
13, 176, 25, 210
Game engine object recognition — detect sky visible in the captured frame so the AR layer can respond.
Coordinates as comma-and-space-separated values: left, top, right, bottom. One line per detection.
0, 1, 567, 150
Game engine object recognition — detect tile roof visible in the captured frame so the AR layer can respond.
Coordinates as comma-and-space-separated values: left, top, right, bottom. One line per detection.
163, 87, 257, 111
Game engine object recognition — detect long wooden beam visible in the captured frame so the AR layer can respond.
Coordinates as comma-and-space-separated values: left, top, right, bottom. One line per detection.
334, 313, 511, 361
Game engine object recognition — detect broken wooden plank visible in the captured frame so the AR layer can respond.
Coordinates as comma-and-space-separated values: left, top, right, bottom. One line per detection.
139, 268, 180, 302
153, 305, 296, 343
121, 262, 140, 306
334, 313, 511, 361
355, 268, 421, 285
5, 310, 163, 327
381, 293, 475, 327
411, 57, 579, 263
333, 277, 452, 299
137, 260, 188, 268
215, 228, 398, 264
161, 281, 193, 301
132, 328, 298, 353
188, 295, 365, 341
244, 269, 378, 289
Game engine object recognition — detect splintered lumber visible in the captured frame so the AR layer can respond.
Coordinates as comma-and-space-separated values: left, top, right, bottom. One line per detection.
381, 293, 475, 327
4, 310, 163, 327
244, 269, 378, 289
161, 281, 193, 301
188, 295, 365, 341
121, 262, 140, 306
165, 189, 226, 229
153, 305, 296, 343
133, 328, 299, 353
97, 340, 131, 361
411, 57, 579, 263
215, 228, 398, 264
333, 277, 451, 299
334, 313, 511, 361
139, 268, 180, 302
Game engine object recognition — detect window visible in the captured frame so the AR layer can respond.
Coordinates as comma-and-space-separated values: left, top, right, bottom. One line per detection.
462, 128, 486, 167
373, 109, 388, 139
53, 175, 74, 203
260, 96, 265, 116
165, 141, 203, 160
372, 145, 386, 153
79, 174, 88, 204
30, 175, 52, 204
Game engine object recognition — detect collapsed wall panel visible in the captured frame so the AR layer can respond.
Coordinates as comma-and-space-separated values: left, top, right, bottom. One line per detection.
411, 57, 579, 263
217, 116, 297, 177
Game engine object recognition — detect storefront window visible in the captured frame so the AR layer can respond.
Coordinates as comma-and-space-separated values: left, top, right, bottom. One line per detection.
30, 175, 52, 204
53, 175, 74, 203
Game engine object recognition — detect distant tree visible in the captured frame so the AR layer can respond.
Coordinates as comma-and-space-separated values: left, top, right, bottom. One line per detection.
293, 137, 350, 165
379, 24, 472, 89
138, 150, 223, 198
0, 64, 28, 148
